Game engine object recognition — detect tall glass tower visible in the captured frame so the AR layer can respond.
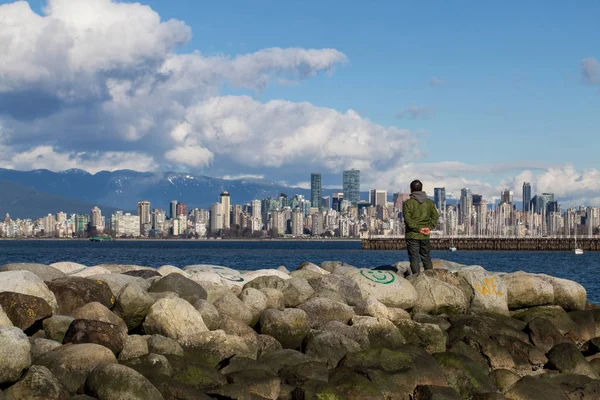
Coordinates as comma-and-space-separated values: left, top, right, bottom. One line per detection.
434, 188, 446, 212
310, 173, 322, 209
522, 182, 532, 212
343, 169, 360, 206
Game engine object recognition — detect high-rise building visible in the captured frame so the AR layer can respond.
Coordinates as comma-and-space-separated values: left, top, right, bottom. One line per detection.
176, 202, 187, 218
170, 200, 178, 220
460, 188, 472, 230
220, 191, 231, 229
232, 205, 243, 227
500, 189, 514, 205
90, 206, 103, 235
310, 173, 322, 209
332, 192, 344, 212
251, 200, 261, 219
523, 182, 532, 212
472, 194, 483, 205
370, 189, 387, 207
210, 203, 223, 232
434, 188, 446, 212
343, 169, 360, 205
137, 200, 151, 224
291, 209, 304, 236
393, 192, 410, 211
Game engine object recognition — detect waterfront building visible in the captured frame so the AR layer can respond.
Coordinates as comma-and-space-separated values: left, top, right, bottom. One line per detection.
523, 182, 532, 212
90, 206, 103, 235
310, 173, 322, 209
232, 204, 243, 227
210, 203, 223, 232
434, 188, 446, 212
137, 200, 151, 235
251, 200, 261, 219
343, 169, 360, 205
176, 202, 187, 218
170, 200, 178, 220
112, 212, 141, 237
220, 191, 231, 229
332, 192, 344, 212
500, 189, 514, 205
370, 189, 387, 207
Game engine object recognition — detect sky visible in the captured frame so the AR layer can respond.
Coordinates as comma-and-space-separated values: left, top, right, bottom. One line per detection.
0, 0, 599, 205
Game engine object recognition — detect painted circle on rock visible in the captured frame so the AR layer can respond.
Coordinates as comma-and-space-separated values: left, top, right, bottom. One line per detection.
360, 270, 396, 284
217, 272, 244, 282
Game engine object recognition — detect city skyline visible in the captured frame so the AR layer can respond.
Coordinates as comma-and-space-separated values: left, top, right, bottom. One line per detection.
0, 1, 598, 205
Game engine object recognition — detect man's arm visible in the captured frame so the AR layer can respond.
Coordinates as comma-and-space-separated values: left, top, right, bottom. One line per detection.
428, 201, 440, 230
403, 200, 419, 231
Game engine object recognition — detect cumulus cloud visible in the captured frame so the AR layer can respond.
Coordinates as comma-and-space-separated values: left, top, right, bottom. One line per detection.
397, 105, 435, 120
581, 57, 600, 85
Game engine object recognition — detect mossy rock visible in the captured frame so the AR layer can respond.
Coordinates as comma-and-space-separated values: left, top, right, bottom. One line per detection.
328, 367, 385, 400
433, 352, 498, 398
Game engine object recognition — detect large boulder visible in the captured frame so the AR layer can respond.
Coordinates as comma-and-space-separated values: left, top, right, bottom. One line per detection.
258, 334, 283, 357
0, 263, 65, 282
49, 261, 88, 275
212, 291, 254, 325
219, 316, 260, 358
0, 271, 59, 313
84, 363, 163, 400
539, 274, 587, 311
147, 334, 184, 356
321, 321, 371, 349
243, 275, 288, 291
0, 305, 13, 327
123, 269, 161, 279
156, 265, 190, 277
149, 274, 208, 301
394, 320, 447, 354
192, 299, 220, 330
305, 274, 363, 306
305, 331, 362, 369
143, 298, 208, 340
297, 297, 355, 329
46, 277, 114, 315
259, 308, 310, 349
118, 335, 149, 361
223, 369, 281, 399
3, 365, 69, 400
455, 268, 509, 315
242, 269, 291, 284
71, 302, 127, 333
350, 316, 405, 349
43, 315, 74, 343
347, 269, 417, 309
63, 319, 128, 355
433, 352, 498, 398
281, 277, 314, 307
238, 288, 268, 326
259, 288, 286, 310
328, 367, 385, 400
258, 349, 314, 374
0, 292, 53, 332
30, 338, 62, 361
546, 342, 599, 379
92, 264, 154, 274
88, 274, 150, 295
297, 262, 330, 275
113, 283, 154, 331
0, 326, 31, 385
502, 271, 554, 310
523, 317, 573, 354
179, 330, 256, 366
33, 343, 117, 393
511, 305, 578, 335
409, 272, 467, 315
71, 266, 111, 277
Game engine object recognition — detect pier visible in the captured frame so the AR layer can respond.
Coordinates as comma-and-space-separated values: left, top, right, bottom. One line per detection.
361, 236, 600, 251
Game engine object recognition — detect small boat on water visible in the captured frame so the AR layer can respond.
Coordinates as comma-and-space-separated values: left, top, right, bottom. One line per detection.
574, 225, 583, 255
574, 248, 584, 255
89, 236, 113, 242
449, 246, 457, 252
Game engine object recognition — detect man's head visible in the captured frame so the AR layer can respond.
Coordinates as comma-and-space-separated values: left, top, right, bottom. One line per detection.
410, 180, 423, 193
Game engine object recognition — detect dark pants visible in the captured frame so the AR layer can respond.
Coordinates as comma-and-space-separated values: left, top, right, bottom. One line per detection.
406, 239, 433, 274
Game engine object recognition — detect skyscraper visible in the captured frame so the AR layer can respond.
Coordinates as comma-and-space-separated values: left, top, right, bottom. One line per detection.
500, 189, 514, 205
370, 189, 387, 207
310, 173, 322, 209
176, 202, 187, 218
460, 188, 472, 230
251, 199, 261, 219
523, 182, 532, 212
137, 201, 151, 224
343, 169, 360, 206
170, 200, 178, 220
434, 188, 446, 212
220, 191, 231, 229
332, 192, 344, 212
210, 203, 223, 232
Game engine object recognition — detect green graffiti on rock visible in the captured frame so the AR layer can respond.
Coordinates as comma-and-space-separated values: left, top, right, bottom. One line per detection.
360, 270, 396, 284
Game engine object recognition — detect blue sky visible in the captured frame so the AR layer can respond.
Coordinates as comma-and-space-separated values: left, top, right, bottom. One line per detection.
0, 0, 598, 204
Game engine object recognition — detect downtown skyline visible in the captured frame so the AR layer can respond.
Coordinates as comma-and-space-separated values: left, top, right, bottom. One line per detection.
0, 1, 598, 206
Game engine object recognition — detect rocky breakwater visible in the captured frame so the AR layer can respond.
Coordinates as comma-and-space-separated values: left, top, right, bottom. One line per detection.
0, 260, 598, 399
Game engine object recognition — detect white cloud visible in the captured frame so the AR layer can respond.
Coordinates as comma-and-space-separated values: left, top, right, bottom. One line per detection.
581, 57, 600, 85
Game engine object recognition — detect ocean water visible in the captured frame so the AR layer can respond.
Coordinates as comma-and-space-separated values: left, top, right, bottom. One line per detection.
0, 239, 598, 303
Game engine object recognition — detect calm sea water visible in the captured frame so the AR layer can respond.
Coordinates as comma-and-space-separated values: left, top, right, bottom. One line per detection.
1, 240, 598, 303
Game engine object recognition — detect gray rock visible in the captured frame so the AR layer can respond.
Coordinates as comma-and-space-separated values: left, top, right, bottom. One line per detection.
50, 261, 88, 275
297, 297, 355, 329
350, 316, 405, 349
347, 269, 417, 309
298, 262, 330, 274
489, 369, 520, 393
113, 283, 154, 331
0, 305, 12, 327
88, 273, 150, 295
179, 330, 256, 367
412, 313, 451, 331
546, 342, 599, 378
512, 305, 578, 335
568, 310, 597, 345
30, 338, 62, 361
306, 273, 363, 306
84, 363, 163, 400
409, 273, 467, 315
219, 316, 260, 357
259, 308, 310, 349
143, 298, 208, 341
123, 269, 162, 279
47, 276, 114, 315
355, 296, 394, 320
319, 261, 344, 273
309, 288, 348, 304
243, 275, 289, 291
258, 349, 314, 374
328, 367, 385, 399
491, 334, 547, 371
0, 271, 59, 313
239, 288, 268, 326
4, 365, 69, 400
149, 273, 207, 301
321, 321, 371, 350
224, 369, 281, 399
122, 353, 173, 378
92, 264, 154, 274
63, 319, 128, 356
147, 334, 184, 356
413, 385, 462, 400
280, 361, 329, 386
387, 307, 413, 325
43, 315, 75, 343
539, 274, 587, 311
281, 277, 314, 307
33, 343, 117, 393
213, 291, 254, 325
259, 288, 285, 310
118, 335, 149, 361
0, 326, 31, 385
0, 291, 53, 332
502, 272, 555, 310
455, 268, 509, 315
433, 352, 498, 398
192, 299, 220, 330
305, 331, 362, 369
394, 320, 447, 354
257, 334, 283, 358
71, 302, 127, 333
0, 263, 65, 282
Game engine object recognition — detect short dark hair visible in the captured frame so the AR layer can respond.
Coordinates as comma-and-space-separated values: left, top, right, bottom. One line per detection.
410, 180, 423, 192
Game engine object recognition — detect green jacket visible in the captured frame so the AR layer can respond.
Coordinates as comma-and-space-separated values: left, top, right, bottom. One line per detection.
403, 192, 439, 240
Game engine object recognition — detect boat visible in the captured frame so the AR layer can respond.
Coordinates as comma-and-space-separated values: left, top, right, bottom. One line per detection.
574, 225, 583, 255
449, 246, 457, 252
89, 236, 113, 242
449, 223, 457, 251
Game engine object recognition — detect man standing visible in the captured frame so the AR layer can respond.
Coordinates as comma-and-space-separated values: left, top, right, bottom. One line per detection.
403, 180, 439, 274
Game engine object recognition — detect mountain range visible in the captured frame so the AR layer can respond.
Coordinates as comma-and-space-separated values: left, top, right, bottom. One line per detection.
0, 168, 335, 219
